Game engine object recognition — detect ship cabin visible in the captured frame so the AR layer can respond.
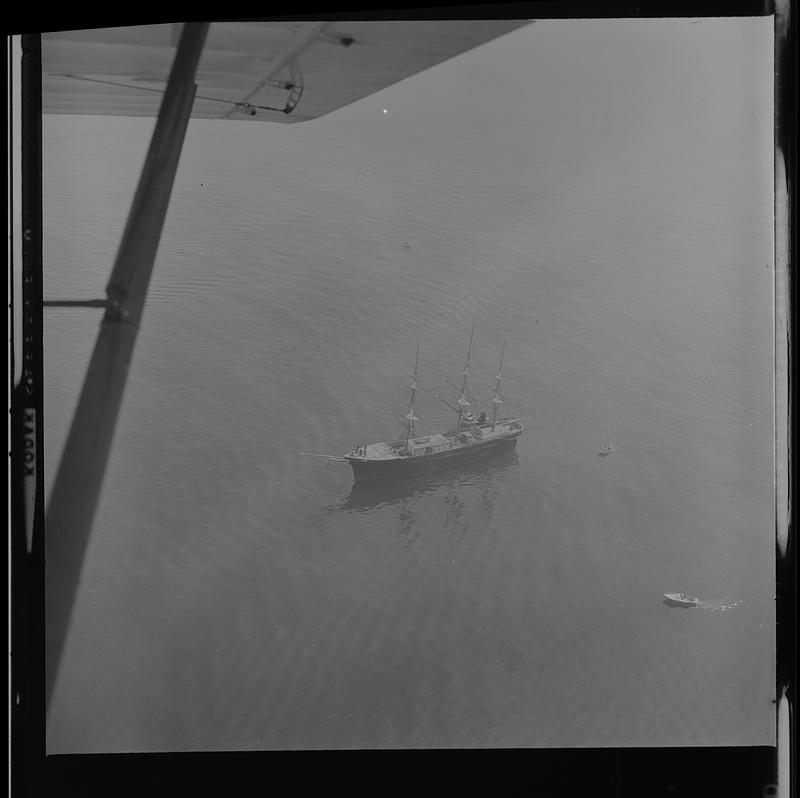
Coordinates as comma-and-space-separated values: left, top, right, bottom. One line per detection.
405, 433, 451, 457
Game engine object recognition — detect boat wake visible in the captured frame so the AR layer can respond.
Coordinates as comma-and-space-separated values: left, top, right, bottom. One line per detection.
697, 598, 743, 612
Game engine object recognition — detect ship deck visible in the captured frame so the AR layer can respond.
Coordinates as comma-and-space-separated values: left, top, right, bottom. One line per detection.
346, 419, 522, 462
363, 442, 399, 460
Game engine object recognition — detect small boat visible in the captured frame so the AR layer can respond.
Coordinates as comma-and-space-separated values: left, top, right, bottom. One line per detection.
663, 592, 699, 608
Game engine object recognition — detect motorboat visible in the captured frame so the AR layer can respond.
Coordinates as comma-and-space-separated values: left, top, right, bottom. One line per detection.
663, 592, 699, 608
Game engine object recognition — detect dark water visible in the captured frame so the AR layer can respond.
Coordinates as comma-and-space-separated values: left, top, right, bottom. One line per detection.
43, 20, 775, 751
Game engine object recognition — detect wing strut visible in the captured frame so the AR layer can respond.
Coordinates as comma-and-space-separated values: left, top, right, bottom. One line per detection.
45, 22, 209, 712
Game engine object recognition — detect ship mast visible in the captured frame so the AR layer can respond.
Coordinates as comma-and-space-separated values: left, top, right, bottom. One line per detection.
404, 341, 420, 448
456, 322, 475, 429
491, 341, 506, 429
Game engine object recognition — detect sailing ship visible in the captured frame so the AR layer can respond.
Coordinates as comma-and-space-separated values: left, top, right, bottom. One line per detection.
344, 325, 523, 480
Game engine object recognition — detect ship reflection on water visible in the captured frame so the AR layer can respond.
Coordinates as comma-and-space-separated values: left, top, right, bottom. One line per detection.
335, 446, 519, 513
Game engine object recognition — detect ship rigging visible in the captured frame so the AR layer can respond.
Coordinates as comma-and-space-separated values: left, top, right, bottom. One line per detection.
341, 326, 523, 480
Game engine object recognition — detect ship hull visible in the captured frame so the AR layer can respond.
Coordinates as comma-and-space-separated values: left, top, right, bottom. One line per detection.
347, 434, 519, 481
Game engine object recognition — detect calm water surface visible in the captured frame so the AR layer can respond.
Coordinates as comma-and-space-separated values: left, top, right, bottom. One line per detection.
43, 20, 775, 751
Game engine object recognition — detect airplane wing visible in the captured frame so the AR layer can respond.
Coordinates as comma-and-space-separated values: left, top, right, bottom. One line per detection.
42, 20, 531, 122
